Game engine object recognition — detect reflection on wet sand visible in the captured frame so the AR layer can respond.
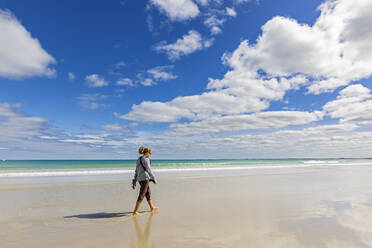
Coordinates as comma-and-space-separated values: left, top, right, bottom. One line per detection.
130, 213, 156, 248
279, 196, 372, 248
335, 197, 372, 247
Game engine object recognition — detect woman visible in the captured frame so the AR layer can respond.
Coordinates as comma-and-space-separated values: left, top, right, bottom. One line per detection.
133, 146, 158, 216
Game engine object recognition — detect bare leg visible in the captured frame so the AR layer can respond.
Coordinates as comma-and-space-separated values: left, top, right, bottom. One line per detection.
133, 201, 141, 216
147, 200, 159, 211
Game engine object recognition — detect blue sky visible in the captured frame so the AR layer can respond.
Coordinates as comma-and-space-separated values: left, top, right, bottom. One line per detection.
1, 0, 372, 159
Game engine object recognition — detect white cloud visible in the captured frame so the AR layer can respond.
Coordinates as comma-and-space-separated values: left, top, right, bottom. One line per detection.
61, 135, 106, 145
116, 78, 133, 86
0, 10, 56, 79
147, 65, 177, 81
210, 26, 222, 35
155, 30, 213, 60
141, 78, 155, 86
117, 65, 177, 88
235, 0, 251, 3
204, 15, 226, 35
101, 124, 134, 133
0, 103, 19, 117
337, 84, 371, 100
0, 103, 47, 141
323, 84, 372, 125
119, 45, 310, 123
118, 74, 307, 123
223, 0, 372, 94
101, 124, 127, 131
226, 7, 237, 17
202, 6, 239, 35
76, 94, 110, 110
0, 103, 140, 159
307, 78, 348, 95
166, 111, 323, 136
150, 0, 200, 21
68, 72, 75, 81
115, 122, 372, 159
85, 74, 109, 88
300, 123, 358, 134
183, 123, 372, 158
118, 101, 195, 123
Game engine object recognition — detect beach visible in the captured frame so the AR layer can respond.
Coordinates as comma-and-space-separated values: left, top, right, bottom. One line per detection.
1, 162, 372, 248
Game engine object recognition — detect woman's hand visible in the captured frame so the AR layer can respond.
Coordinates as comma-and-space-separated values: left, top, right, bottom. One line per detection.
153, 178, 158, 184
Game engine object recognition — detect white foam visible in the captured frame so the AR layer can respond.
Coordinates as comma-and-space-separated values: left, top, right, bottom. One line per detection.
303, 160, 340, 164
0, 162, 371, 178
0, 169, 133, 178
0, 164, 313, 178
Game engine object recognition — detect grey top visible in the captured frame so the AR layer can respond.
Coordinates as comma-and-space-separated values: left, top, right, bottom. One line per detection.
134, 155, 155, 182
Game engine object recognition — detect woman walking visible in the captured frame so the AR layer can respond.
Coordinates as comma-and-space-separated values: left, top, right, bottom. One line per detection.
133, 146, 158, 216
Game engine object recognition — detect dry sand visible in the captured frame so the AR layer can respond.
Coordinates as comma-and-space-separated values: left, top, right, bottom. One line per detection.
1, 165, 372, 248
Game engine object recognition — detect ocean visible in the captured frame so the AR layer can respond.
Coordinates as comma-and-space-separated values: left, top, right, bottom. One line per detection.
0, 159, 371, 178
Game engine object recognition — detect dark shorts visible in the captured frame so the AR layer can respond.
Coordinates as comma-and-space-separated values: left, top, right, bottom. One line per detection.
137, 180, 151, 202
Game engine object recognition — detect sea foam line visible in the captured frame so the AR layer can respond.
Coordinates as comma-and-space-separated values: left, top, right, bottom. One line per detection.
0, 163, 371, 178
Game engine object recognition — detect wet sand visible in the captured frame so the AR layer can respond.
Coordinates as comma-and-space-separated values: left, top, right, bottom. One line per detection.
1, 165, 372, 248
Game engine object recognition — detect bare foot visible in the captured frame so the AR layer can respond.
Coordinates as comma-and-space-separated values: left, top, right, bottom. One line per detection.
151, 206, 159, 211
133, 211, 140, 216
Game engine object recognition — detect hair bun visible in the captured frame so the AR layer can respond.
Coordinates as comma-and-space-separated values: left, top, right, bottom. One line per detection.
138, 146, 151, 155
138, 146, 145, 154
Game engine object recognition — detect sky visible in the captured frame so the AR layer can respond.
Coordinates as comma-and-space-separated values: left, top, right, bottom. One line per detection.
0, 0, 372, 159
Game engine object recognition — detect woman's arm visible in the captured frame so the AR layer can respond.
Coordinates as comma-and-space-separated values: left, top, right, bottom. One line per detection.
134, 160, 139, 181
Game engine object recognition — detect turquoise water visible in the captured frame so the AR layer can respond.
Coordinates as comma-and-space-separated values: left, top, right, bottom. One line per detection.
0, 159, 300, 170
0, 159, 369, 170
0, 159, 371, 179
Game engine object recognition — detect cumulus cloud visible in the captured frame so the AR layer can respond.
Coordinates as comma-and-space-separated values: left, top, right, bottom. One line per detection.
323, 84, 372, 125
0, 10, 56, 79
147, 65, 177, 81
155, 30, 213, 60
119, 73, 308, 124
149, 0, 199, 21
223, 0, 372, 94
202, 6, 239, 35
166, 111, 323, 136
85, 74, 109, 88
226, 7, 237, 17
204, 15, 225, 35
116, 78, 134, 86
141, 78, 155, 86
115, 66, 177, 88
118, 101, 195, 123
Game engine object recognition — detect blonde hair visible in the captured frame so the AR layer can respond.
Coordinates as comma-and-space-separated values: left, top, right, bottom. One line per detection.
138, 146, 151, 155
